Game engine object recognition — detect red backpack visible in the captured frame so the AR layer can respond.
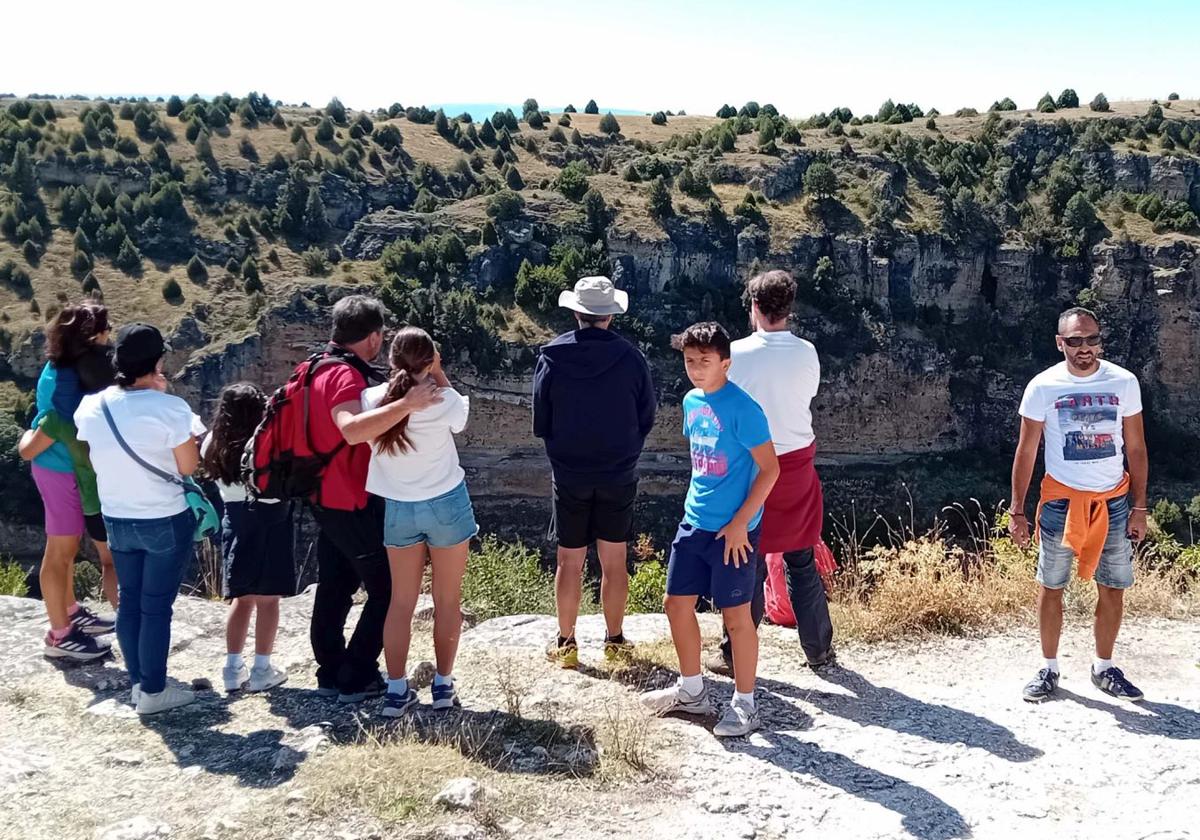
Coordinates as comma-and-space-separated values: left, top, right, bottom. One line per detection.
242, 350, 355, 502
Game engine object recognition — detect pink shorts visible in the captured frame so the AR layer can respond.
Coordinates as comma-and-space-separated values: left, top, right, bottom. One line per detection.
31, 463, 85, 537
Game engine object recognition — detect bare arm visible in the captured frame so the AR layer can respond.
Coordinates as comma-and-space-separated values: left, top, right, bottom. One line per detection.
333, 378, 441, 446
1008, 417, 1044, 548
1123, 412, 1149, 541
173, 437, 200, 476
18, 427, 55, 461
716, 441, 781, 567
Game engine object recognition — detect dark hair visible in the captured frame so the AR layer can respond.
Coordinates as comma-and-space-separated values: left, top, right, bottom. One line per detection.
1058, 306, 1100, 333
745, 270, 796, 323
330, 295, 386, 345
201, 383, 266, 484
576, 312, 612, 327
374, 327, 436, 456
46, 303, 109, 367
671, 321, 731, 360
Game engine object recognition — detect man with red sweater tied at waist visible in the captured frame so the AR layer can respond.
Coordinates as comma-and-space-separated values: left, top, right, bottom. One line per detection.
1011, 306, 1149, 703
707, 270, 835, 674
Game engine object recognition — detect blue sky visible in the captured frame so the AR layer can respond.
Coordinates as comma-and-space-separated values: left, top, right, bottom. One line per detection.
6, 0, 1198, 116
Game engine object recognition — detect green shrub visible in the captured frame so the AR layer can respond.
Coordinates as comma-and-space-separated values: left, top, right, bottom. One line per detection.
461, 536, 568, 621
584, 99, 599, 115
548, 126, 566, 143
526, 111, 545, 129
651, 111, 667, 125
1056, 88, 1080, 109
114, 237, 142, 272
627, 559, 667, 614
647, 176, 673, 220
1090, 92, 1110, 112
325, 97, 347, 124
504, 165, 525, 190
315, 117, 335, 143
486, 189, 525, 221
515, 259, 568, 312
599, 112, 621, 134
0, 558, 28, 597
804, 161, 838, 198
166, 95, 184, 117
160, 277, 182, 300
70, 249, 91, 274
1036, 93, 1057, 113
187, 254, 207, 282
21, 240, 39, 265
81, 272, 100, 297
302, 247, 329, 275
554, 160, 591, 201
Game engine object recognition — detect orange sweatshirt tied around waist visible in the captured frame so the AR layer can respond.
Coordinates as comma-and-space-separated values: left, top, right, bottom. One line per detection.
1035, 472, 1131, 581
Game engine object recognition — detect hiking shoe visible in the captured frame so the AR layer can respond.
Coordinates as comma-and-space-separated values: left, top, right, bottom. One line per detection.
546, 636, 579, 670
338, 674, 387, 704
703, 649, 734, 677
713, 697, 760, 738
70, 605, 115, 636
431, 679, 461, 711
640, 679, 715, 717
136, 684, 195, 715
379, 687, 419, 718
1022, 668, 1060, 703
603, 634, 635, 664
1091, 666, 1144, 702
223, 663, 249, 693
247, 664, 288, 693
43, 627, 111, 662
807, 648, 838, 671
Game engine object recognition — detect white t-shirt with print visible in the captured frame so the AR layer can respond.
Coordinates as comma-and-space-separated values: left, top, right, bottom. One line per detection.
729, 330, 819, 455
1018, 360, 1143, 492
75, 386, 204, 519
362, 384, 470, 502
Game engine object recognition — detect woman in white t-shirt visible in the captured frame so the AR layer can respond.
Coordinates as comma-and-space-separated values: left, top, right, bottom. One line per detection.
363, 327, 477, 717
74, 324, 201, 716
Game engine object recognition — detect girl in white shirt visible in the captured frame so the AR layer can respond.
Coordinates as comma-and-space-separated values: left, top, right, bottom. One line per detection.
200, 383, 294, 695
362, 327, 477, 716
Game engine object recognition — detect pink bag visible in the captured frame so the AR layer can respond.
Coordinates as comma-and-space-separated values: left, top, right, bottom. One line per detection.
763, 540, 838, 627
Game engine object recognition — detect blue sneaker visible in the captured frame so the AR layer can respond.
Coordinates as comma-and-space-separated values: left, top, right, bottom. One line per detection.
1091, 666, 1144, 702
431, 678, 461, 711
379, 687, 418, 718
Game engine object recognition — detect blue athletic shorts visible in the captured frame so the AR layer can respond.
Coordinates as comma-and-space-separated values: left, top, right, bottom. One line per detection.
665, 520, 761, 608
383, 481, 479, 549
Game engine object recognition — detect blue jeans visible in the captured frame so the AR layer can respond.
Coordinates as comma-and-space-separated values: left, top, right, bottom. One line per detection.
105, 510, 193, 694
1037, 496, 1134, 590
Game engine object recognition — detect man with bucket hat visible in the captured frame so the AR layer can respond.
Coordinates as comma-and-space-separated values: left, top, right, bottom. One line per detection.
533, 276, 657, 667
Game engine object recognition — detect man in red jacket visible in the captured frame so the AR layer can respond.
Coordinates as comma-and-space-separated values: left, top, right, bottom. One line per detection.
707, 270, 835, 673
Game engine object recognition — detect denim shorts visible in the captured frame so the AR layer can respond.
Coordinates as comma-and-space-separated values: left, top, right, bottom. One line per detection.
1037, 497, 1133, 590
382, 482, 479, 549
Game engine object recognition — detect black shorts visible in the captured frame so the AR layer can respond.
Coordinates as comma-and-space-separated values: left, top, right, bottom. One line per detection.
221, 500, 297, 599
84, 513, 107, 544
548, 480, 638, 549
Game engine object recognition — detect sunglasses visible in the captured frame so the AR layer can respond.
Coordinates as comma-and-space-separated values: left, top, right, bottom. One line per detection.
1061, 334, 1101, 348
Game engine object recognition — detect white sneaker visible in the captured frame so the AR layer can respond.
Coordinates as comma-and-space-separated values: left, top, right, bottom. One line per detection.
247, 664, 287, 693
639, 679, 714, 716
713, 697, 759, 738
136, 684, 196, 715
223, 663, 249, 693
130, 683, 141, 706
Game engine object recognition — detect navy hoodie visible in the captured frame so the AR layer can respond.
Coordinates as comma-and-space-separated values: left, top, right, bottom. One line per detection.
533, 328, 657, 487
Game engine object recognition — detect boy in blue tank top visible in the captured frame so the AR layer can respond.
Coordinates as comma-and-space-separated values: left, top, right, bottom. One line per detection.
640, 322, 779, 737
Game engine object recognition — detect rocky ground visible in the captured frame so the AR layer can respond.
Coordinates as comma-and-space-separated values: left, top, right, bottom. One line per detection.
1, 591, 1198, 840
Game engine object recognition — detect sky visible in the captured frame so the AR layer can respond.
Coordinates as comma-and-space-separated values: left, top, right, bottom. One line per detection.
6, 0, 1199, 118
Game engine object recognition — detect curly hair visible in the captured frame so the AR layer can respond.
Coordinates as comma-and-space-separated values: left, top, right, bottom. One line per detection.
46, 303, 109, 367
374, 327, 437, 456
745, 270, 796, 324
201, 383, 266, 485
670, 321, 732, 360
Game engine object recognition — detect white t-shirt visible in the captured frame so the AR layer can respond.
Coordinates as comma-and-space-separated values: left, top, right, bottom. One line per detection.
198, 435, 278, 505
362, 383, 470, 502
75, 386, 205, 519
1018, 360, 1143, 492
728, 330, 820, 455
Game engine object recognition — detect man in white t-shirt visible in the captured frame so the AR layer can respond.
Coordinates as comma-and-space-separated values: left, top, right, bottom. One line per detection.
1010, 307, 1149, 703
707, 270, 834, 675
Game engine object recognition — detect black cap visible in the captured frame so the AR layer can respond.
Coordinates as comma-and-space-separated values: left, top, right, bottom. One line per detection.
113, 323, 169, 380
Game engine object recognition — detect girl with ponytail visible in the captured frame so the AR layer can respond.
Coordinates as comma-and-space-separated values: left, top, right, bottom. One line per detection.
362, 327, 477, 717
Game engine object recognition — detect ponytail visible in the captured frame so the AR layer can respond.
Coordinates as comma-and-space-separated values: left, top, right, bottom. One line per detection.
373, 326, 436, 456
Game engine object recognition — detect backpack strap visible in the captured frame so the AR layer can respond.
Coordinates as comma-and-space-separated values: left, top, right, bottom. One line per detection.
99, 397, 185, 489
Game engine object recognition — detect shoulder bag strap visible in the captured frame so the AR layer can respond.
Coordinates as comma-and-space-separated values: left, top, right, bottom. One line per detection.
100, 396, 185, 488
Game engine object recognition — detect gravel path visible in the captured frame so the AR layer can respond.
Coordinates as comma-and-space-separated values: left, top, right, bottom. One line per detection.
1, 593, 1197, 840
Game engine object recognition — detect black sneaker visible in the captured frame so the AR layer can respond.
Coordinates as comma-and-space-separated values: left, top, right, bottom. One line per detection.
1022, 667, 1060, 702
338, 674, 387, 704
1091, 666, 1144, 702
807, 648, 838, 671
44, 626, 111, 661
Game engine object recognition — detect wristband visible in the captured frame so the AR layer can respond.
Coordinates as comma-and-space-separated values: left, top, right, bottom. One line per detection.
1131, 506, 1147, 512
1010, 512, 1026, 519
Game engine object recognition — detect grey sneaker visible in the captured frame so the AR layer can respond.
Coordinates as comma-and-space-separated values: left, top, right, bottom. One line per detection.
1022, 667, 1060, 702
130, 683, 141, 706
703, 649, 734, 677
247, 664, 287, 693
713, 696, 759, 738
639, 679, 714, 716
136, 684, 196, 715
223, 662, 249, 693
